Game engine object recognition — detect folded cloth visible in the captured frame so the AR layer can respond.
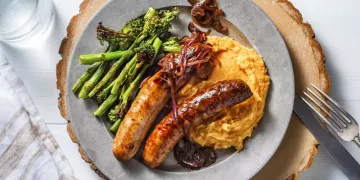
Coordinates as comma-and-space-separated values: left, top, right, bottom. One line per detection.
0, 53, 75, 180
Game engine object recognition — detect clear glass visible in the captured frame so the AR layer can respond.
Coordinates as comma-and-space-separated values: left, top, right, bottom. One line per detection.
0, 0, 55, 44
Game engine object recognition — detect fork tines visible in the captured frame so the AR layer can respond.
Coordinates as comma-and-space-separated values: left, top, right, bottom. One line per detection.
300, 84, 360, 147
300, 84, 354, 132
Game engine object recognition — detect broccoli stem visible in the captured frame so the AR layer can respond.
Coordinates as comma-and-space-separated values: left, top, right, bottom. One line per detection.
90, 8, 161, 107
88, 50, 135, 98
78, 62, 108, 98
108, 38, 163, 123
79, 50, 127, 65
112, 37, 162, 97
119, 40, 133, 51
116, 64, 150, 122
111, 55, 137, 95
127, 59, 138, 81
153, 37, 164, 55
72, 62, 101, 93
94, 55, 138, 116
144, 7, 157, 20
93, 93, 118, 116
163, 46, 182, 53
96, 38, 162, 117
110, 119, 122, 133
127, 34, 146, 50
88, 7, 159, 98
123, 64, 150, 102
96, 80, 115, 104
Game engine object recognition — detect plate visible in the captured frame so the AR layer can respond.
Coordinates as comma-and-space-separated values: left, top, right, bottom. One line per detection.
66, 0, 294, 179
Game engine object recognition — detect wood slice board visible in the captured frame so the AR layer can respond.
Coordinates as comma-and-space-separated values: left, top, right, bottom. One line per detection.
56, 0, 330, 179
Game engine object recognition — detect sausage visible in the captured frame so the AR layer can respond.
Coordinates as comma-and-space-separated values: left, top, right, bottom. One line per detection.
142, 79, 253, 168
112, 70, 170, 161
112, 70, 191, 161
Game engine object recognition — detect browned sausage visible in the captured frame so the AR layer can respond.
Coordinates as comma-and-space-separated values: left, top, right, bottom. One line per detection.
112, 70, 190, 161
112, 70, 170, 161
143, 79, 253, 168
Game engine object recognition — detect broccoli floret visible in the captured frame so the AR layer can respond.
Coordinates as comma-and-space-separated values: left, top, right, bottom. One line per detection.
108, 104, 121, 123
144, 7, 158, 20
96, 22, 136, 46
96, 18, 145, 50
121, 17, 145, 36
159, 8, 180, 22
162, 36, 182, 53
135, 44, 155, 63
119, 17, 145, 50
138, 7, 180, 44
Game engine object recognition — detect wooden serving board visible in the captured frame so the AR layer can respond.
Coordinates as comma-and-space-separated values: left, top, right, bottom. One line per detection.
56, 0, 330, 179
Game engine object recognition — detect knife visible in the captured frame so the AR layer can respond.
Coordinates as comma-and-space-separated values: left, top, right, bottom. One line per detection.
293, 95, 360, 180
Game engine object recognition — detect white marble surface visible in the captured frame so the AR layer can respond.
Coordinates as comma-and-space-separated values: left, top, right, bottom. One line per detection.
0, 0, 359, 179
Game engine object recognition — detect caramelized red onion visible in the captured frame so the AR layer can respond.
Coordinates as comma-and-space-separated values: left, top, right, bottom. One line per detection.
174, 138, 217, 170
188, 0, 229, 34
155, 25, 217, 170
156, 26, 214, 125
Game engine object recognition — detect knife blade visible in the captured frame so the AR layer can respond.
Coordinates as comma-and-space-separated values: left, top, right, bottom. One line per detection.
293, 95, 360, 180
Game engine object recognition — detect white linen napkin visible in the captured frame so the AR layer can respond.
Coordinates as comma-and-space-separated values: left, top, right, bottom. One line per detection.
0, 53, 75, 180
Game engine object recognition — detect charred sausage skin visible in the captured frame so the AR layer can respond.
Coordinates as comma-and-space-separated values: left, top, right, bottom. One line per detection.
143, 79, 253, 168
112, 70, 170, 161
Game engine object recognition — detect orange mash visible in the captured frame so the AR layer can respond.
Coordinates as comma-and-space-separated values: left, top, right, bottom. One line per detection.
177, 36, 270, 150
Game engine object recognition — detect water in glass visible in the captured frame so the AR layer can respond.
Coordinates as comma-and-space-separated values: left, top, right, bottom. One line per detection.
0, 0, 54, 43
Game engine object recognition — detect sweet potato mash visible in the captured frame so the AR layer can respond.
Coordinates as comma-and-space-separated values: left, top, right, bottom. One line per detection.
177, 36, 270, 150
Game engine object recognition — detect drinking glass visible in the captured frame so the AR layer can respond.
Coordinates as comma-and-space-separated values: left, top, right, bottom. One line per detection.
0, 0, 55, 44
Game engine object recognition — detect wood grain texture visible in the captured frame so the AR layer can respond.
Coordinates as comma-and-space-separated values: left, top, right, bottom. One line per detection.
252, 0, 329, 179
56, 0, 108, 178
56, 0, 330, 179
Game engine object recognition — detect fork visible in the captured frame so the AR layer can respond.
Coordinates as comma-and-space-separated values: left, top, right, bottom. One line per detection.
300, 84, 360, 147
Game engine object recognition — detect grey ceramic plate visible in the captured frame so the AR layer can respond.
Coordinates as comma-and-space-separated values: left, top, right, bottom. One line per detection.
66, 0, 294, 179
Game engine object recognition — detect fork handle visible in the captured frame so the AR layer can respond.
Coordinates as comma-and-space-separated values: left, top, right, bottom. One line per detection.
354, 136, 360, 148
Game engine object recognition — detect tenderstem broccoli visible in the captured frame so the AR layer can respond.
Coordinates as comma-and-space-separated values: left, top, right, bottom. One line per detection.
96, 80, 115, 104
88, 50, 135, 98
78, 61, 108, 98
87, 7, 162, 97
107, 38, 162, 128
97, 22, 136, 46
79, 50, 127, 65
79, 17, 145, 64
162, 36, 182, 53
72, 62, 101, 93
89, 7, 179, 99
95, 38, 162, 117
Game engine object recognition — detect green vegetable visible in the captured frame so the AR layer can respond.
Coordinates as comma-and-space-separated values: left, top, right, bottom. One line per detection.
107, 38, 162, 124
129, 7, 180, 50
72, 7, 180, 131
78, 62, 108, 98
93, 7, 179, 116
110, 119, 122, 133
96, 22, 136, 46
88, 7, 169, 97
72, 62, 102, 93
96, 80, 115, 104
119, 17, 145, 50
79, 50, 127, 65
162, 36, 182, 53
88, 50, 135, 98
